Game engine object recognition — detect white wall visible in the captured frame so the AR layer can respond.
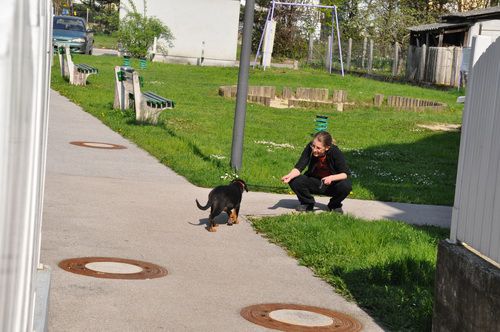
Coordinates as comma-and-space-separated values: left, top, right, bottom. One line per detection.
467, 19, 500, 46
450, 35, 500, 264
122, 0, 241, 63
0, 0, 52, 331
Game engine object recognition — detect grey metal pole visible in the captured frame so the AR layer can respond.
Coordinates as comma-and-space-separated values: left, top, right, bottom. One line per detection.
230, 0, 255, 171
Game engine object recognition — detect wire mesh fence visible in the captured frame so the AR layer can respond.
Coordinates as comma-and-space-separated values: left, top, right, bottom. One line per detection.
293, 37, 405, 78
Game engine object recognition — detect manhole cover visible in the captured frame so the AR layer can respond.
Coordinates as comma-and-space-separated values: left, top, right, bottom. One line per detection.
70, 141, 126, 149
241, 303, 362, 331
59, 257, 167, 280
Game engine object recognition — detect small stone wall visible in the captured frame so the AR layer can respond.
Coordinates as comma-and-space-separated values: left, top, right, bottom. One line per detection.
247, 95, 271, 107
295, 88, 329, 101
287, 99, 332, 108
218, 85, 276, 99
432, 241, 500, 332
387, 95, 447, 111
219, 85, 238, 98
219, 85, 348, 109
219, 85, 447, 112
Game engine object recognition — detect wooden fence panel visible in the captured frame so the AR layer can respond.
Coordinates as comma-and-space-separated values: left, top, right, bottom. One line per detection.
407, 46, 463, 87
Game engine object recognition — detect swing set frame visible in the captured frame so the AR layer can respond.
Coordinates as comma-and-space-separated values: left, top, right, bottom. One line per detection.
254, 0, 344, 76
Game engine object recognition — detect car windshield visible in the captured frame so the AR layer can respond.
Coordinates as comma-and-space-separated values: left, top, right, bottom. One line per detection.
53, 18, 85, 32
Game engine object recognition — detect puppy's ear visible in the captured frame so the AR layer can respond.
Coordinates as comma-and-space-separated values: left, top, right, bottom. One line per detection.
240, 179, 248, 192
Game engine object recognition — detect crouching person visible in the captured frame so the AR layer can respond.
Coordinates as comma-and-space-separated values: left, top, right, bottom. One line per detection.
281, 131, 351, 213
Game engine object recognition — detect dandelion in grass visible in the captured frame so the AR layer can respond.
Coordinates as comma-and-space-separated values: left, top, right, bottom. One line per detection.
345, 148, 363, 156
255, 140, 295, 152
410, 173, 433, 186
220, 172, 239, 181
432, 170, 446, 177
210, 154, 226, 160
374, 151, 393, 158
377, 171, 393, 177
392, 175, 404, 183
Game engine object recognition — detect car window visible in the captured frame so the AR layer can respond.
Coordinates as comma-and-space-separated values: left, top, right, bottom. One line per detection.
53, 18, 85, 32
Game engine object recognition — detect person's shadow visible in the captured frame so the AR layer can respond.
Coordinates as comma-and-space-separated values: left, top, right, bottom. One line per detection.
268, 199, 329, 211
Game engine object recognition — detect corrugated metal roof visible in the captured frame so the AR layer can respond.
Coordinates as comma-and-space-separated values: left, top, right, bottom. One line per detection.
442, 5, 500, 19
408, 22, 469, 32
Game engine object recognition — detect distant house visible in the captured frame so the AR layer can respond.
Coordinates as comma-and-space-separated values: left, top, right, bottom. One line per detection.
121, 0, 241, 66
408, 6, 500, 47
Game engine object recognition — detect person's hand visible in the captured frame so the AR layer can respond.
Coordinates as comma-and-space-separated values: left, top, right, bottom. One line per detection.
282, 169, 300, 184
322, 175, 334, 185
282, 174, 292, 183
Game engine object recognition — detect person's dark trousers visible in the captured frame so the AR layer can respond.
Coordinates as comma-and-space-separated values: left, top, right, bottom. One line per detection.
289, 175, 352, 209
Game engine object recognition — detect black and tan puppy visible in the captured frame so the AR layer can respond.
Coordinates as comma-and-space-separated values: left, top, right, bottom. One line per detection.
196, 179, 248, 232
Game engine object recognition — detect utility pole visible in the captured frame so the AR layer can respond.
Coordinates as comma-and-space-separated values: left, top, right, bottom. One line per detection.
230, 0, 255, 171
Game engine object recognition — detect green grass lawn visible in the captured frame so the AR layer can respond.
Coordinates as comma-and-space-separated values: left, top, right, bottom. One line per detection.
93, 33, 118, 49
51, 55, 463, 205
252, 213, 449, 331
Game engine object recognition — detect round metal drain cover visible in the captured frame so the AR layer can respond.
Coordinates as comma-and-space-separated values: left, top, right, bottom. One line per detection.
59, 257, 167, 280
70, 141, 126, 150
240, 303, 362, 331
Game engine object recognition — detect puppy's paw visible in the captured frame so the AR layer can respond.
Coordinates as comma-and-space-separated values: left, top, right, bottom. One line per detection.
233, 218, 239, 224
208, 226, 217, 232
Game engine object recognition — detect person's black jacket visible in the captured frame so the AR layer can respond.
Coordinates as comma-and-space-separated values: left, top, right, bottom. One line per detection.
294, 143, 351, 177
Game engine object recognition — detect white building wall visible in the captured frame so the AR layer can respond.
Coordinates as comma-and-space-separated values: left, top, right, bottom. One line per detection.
122, 0, 241, 65
0, 0, 53, 331
450, 35, 500, 264
467, 19, 500, 46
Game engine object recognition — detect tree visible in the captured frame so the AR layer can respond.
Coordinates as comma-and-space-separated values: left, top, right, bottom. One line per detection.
118, 0, 174, 59
52, 0, 65, 15
76, 0, 120, 33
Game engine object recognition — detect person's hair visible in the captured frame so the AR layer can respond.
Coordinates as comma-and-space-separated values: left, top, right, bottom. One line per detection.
313, 131, 335, 147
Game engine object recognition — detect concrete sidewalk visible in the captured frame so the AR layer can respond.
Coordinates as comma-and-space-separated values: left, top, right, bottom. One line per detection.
42, 91, 449, 331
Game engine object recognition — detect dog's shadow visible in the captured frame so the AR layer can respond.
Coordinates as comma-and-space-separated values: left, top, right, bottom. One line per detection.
268, 199, 329, 211
189, 213, 233, 232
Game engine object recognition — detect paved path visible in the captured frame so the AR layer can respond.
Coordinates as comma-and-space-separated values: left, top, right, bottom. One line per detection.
92, 47, 119, 56
244, 193, 451, 228
42, 91, 450, 331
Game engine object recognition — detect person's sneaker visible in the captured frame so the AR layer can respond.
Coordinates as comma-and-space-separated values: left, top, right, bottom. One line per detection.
327, 205, 344, 214
295, 204, 314, 212
331, 207, 344, 214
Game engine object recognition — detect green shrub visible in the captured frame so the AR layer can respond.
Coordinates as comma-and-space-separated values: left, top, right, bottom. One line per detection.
118, 0, 174, 58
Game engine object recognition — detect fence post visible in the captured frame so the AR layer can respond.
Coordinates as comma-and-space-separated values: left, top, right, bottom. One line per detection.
346, 38, 352, 71
308, 34, 314, 64
406, 45, 413, 79
362, 36, 367, 69
367, 39, 373, 73
419, 44, 427, 82
392, 42, 399, 76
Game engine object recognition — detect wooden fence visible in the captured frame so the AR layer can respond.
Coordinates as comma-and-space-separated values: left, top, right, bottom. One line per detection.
450, 35, 500, 264
343, 38, 402, 76
406, 45, 464, 87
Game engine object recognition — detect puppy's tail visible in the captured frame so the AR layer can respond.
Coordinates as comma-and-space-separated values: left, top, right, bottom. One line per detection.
196, 198, 211, 210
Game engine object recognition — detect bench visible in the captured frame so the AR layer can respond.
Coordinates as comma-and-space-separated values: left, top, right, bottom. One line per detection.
57, 45, 98, 86
113, 65, 175, 124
